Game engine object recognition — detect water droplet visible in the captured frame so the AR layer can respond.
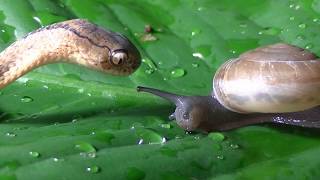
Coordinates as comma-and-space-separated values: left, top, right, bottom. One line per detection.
87, 152, 97, 158
145, 68, 154, 74
296, 34, 305, 40
305, 43, 313, 50
52, 157, 62, 162
193, 135, 201, 140
43, 85, 49, 89
289, 16, 295, 21
80, 152, 97, 158
194, 45, 212, 58
136, 129, 166, 144
72, 119, 78, 123
33, 16, 43, 26
87, 93, 92, 97
126, 167, 146, 180
142, 58, 157, 70
86, 165, 100, 173
191, 28, 201, 37
197, 7, 204, 11
75, 142, 96, 153
160, 123, 171, 129
208, 132, 225, 142
239, 22, 247, 28
313, 18, 319, 23
216, 155, 224, 160
170, 68, 186, 78
29, 151, 40, 158
192, 63, 199, 68
21, 96, 33, 103
230, 143, 240, 149
192, 52, 204, 59
259, 27, 281, 35
298, 23, 306, 29
5, 132, 16, 137
294, 5, 300, 10
78, 88, 84, 93
289, 3, 295, 8
230, 49, 237, 54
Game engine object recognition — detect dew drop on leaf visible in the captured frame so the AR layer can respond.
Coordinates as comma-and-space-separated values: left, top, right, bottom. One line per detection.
192, 52, 204, 59
43, 85, 49, 89
289, 16, 295, 21
160, 123, 172, 129
191, 28, 201, 37
126, 167, 146, 180
298, 23, 307, 29
136, 129, 166, 144
80, 152, 97, 158
75, 142, 96, 153
142, 58, 157, 70
216, 155, 224, 160
21, 96, 33, 103
86, 165, 100, 173
230, 143, 240, 149
239, 22, 247, 28
29, 151, 40, 158
5, 132, 16, 137
259, 27, 281, 35
33, 16, 42, 26
192, 63, 199, 68
145, 68, 155, 74
170, 68, 186, 78
305, 43, 313, 50
52, 157, 63, 162
296, 34, 305, 40
208, 132, 225, 142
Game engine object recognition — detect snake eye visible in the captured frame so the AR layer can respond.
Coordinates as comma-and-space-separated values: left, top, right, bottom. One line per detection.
111, 50, 128, 66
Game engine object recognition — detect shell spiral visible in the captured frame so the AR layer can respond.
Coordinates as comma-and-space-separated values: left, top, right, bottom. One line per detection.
213, 43, 320, 113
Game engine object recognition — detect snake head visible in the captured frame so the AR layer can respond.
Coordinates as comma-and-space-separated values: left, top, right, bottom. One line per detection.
69, 19, 141, 76
99, 32, 141, 76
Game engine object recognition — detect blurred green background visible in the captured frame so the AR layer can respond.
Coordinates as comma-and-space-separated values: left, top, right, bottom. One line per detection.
0, 0, 320, 179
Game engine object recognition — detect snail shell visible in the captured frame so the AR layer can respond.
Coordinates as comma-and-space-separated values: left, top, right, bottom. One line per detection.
213, 43, 320, 113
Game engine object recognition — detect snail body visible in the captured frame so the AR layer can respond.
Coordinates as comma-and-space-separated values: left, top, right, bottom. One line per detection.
138, 43, 320, 131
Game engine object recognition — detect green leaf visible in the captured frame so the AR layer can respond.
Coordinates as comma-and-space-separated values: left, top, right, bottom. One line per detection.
0, 0, 319, 179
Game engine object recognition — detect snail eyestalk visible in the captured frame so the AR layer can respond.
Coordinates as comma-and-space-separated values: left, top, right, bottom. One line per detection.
137, 86, 182, 105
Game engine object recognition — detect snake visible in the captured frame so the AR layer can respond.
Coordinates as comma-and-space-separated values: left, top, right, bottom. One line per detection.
0, 19, 141, 88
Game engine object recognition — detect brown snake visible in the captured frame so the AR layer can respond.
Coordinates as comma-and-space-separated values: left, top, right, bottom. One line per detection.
0, 19, 141, 88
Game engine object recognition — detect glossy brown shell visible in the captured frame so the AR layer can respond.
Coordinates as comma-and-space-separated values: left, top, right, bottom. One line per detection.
213, 43, 320, 113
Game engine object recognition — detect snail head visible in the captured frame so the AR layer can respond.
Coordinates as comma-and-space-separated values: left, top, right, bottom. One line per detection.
137, 86, 212, 131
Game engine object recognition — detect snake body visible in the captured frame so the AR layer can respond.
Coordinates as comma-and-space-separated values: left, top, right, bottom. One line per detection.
0, 19, 141, 88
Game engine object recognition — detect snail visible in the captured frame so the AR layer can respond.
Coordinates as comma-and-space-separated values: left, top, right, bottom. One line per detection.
137, 43, 320, 132
0, 19, 140, 89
